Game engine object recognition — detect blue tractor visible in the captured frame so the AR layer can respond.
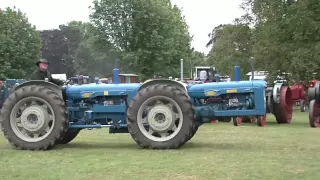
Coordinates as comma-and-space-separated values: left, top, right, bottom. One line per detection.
0, 66, 290, 151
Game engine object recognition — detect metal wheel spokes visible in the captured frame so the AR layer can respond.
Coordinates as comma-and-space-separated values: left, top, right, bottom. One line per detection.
138, 96, 183, 142
10, 97, 55, 142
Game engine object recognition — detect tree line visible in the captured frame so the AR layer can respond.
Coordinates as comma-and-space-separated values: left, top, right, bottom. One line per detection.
0, 0, 206, 81
206, 0, 320, 83
2, 0, 320, 83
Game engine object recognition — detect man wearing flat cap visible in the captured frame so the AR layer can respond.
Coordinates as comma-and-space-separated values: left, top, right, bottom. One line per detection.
30, 58, 64, 86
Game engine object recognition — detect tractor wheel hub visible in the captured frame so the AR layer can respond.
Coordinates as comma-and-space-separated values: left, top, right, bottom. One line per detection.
147, 105, 174, 132
20, 105, 49, 133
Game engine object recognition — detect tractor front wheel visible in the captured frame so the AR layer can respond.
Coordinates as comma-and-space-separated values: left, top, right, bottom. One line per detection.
56, 129, 80, 144
127, 84, 196, 149
0, 85, 67, 150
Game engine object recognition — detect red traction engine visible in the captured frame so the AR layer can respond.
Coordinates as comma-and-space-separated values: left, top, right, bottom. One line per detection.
290, 82, 308, 112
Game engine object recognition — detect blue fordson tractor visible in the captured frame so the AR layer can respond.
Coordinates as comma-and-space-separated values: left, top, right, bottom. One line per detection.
0, 65, 290, 151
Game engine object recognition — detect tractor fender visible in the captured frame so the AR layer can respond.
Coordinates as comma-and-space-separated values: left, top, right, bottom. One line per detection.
139, 79, 187, 92
15, 80, 63, 98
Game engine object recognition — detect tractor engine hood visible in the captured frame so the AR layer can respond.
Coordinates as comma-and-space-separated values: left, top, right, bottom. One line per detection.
64, 83, 141, 100
187, 80, 266, 98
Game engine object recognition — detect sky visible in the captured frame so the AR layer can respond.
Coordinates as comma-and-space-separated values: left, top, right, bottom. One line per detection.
0, 0, 245, 54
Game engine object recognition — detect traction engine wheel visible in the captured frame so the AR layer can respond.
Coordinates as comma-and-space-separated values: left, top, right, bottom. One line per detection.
0, 85, 67, 150
308, 100, 320, 128
257, 115, 266, 127
56, 129, 80, 144
233, 117, 243, 126
300, 99, 307, 112
274, 86, 293, 124
127, 84, 197, 149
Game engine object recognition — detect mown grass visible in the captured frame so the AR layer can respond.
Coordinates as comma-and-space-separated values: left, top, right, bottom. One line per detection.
0, 109, 319, 180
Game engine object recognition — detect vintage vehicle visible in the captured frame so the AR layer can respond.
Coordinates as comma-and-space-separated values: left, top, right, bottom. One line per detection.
0, 64, 292, 151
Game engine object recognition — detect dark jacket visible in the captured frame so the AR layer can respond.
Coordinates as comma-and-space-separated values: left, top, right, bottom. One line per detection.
30, 69, 64, 86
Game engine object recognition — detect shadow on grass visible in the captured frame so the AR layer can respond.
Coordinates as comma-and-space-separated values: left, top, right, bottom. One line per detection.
54, 141, 259, 152
55, 141, 138, 150
234, 120, 311, 127
182, 141, 258, 151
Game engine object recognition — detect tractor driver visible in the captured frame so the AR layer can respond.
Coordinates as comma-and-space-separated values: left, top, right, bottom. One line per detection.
30, 58, 64, 86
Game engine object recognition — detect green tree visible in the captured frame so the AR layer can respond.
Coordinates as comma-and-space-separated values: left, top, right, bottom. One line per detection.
89, 0, 192, 79
73, 22, 117, 77
206, 22, 253, 79
186, 50, 208, 79
0, 7, 41, 79
241, 0, 320, 82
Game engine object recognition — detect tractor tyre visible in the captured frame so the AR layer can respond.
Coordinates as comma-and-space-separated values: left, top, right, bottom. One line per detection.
9, 84, 19, 94
308, 100, 320, 128
274, 86, 293, 124
127, 84, 196, 149
257, 115, 266, 127
0, 85, 67, 150
186, 125, 199, 142
56, 129, 80, 144
300, 99, 306, 112
233, 117, 243, 126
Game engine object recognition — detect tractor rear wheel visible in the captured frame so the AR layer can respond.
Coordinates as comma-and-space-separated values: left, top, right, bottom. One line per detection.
0, 85, 67, 150
56, 129, 80, 144
127, 84, 196, 149
308, 100, 320, 128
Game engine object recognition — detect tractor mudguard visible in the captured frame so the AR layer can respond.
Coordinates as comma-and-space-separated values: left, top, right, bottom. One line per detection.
139, 79, 187, 92
15, 80, 63, 98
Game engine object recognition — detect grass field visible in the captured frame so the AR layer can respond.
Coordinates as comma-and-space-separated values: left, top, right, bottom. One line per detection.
0, 109, 320, 180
